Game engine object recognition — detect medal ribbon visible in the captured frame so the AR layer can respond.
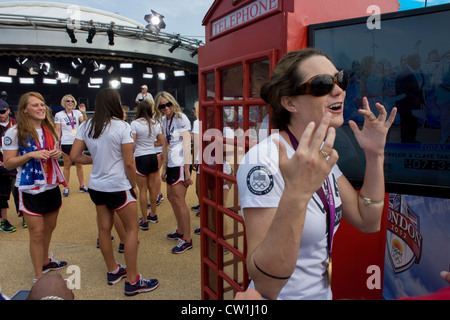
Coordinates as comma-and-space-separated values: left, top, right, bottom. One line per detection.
284, 128, 336, 255
66, 110, 75, 130
35, 126, 48, 172
165, 116, 174, 144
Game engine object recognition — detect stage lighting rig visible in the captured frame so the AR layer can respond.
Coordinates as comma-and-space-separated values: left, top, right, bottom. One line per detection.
144, 10, 166, 34
66, 20, 77, 43
107, 22, 115, 46
169, 38, 182, 53
86, 20, 96, 43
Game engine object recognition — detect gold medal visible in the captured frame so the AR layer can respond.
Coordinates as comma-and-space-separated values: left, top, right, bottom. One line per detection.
72, 129, 77, 135
42, 161, 48, 174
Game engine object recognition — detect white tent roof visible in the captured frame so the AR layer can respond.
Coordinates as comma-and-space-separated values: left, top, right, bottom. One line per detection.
0, 1, 144, 28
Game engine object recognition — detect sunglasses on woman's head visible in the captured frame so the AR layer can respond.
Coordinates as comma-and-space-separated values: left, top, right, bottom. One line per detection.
158, 102, 173, 110
293, 70, 348, 97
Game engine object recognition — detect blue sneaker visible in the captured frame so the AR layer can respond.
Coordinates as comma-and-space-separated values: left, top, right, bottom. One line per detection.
156, 193, 164, 206
107, 264, 127, 285
124, 275, 159, 296
42, 257, 67, 274
172, 238, 193, 254
167, 229, 183, 240
63, 188, 69, 197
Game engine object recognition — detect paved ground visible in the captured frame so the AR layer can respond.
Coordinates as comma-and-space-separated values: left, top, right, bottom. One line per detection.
0, 165, 203, 300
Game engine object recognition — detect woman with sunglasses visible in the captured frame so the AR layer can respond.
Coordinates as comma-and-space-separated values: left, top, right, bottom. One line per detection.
236, 48, 397, 300
2, 92, 67, 281
70, 88, 158, 296
130, 100, 164, 230
155, 91, 193, 254
54, 95, 88, 197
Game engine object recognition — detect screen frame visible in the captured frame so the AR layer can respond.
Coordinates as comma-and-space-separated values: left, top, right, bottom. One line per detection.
308, 4, 450, 199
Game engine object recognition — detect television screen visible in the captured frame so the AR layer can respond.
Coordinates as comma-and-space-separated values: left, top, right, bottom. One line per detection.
309, 4, 450, 198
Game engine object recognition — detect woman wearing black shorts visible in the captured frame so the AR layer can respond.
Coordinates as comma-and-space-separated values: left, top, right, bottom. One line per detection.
130, 100, 164, 230
3, 92, 67, 281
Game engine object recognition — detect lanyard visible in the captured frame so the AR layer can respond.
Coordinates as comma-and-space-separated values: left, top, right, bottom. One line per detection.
65, 110, 75, 130
165, 116, 174, 144
35, 127, 48, 166
284, 128, 336, 255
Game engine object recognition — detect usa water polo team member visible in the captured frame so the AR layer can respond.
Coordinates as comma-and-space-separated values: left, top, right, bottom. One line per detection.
155, 91, 193, 254
236, 48, 397, 300
70, 88, 158, 296
2, 92, 67, 281
54, 94, 88, 197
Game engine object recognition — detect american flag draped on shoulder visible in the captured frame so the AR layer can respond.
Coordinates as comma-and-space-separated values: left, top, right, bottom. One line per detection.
18, 126, 66, 191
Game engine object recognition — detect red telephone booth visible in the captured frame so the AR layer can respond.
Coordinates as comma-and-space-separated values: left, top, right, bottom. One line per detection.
198, 0, 400, 300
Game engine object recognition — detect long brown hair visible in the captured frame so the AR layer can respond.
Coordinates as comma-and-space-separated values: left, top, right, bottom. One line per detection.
135, 99, 155, 137
16, 92, 57, 147
87, 88, 124, 139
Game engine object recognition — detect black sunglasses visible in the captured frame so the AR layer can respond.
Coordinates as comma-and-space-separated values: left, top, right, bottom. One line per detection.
158, 102, 173, 110
293, 70, 348, 97
66, 100, 74, 103
0, 110, 7, 114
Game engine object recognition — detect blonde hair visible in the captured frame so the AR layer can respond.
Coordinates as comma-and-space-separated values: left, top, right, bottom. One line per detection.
193, 101, 199, 119
60, 94, 77, 109
16, 92, 57, 147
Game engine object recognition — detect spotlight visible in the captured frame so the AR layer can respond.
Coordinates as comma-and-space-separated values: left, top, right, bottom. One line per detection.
144, 10, 166, 34
66, 21, 77, 43
86, 20, 96, 44
107, 22, 115, 46
168, 40, 181, 53
190, 48, 198, 57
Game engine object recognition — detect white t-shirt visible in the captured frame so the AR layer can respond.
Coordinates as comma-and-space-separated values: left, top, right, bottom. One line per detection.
236, 133, 343, 300
130, 118, 162, 157
2, 125, 58, 194
162, 113, 191, 167
75, 119, 134, 192
54, 109, 84, 145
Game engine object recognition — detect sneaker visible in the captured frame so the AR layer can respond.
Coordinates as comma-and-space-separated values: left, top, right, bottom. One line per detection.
124, 275, 159, 296
172, 238, 193, 254
196, 210, 200, 217
191, 203, 200, 211
107, 264, 127, 285
0, 220, 16, 233
167, 229, 183, 240
79, 185, 88, 193
22, 217, 27, 228
139, 220, 149, 231
194, 227, 201, 235
156, 193, 164, 206
42, 257, 67, 274
63, 188, 69, 197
